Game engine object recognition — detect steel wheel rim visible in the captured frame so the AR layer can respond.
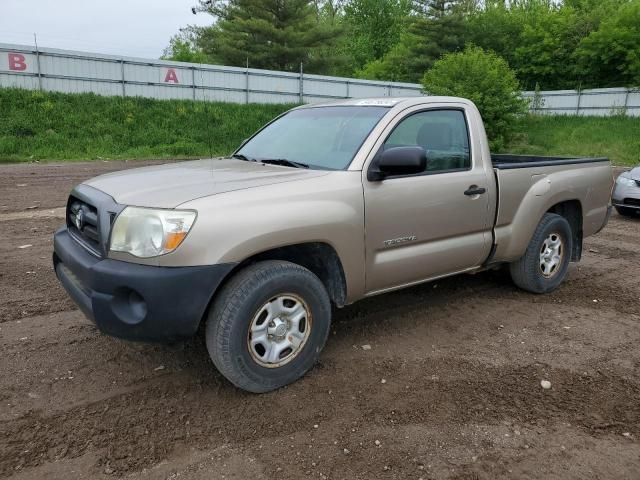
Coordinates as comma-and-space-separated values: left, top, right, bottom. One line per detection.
247, 294, 312, 368
539, 232, 564, 278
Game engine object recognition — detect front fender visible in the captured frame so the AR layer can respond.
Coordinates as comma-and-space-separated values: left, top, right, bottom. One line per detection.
160, 171, 367, 302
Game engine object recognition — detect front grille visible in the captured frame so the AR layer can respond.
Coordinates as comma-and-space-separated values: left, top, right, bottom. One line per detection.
67, 196, 102, 256
624, 197, 640, 207
635, 179, 640, 188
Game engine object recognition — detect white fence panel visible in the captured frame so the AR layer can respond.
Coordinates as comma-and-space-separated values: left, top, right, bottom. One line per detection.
0, 72, 38, 89
40, 55, 121, 81
628, 91, 640, 114
525, 87, 640, 117
44, 77, 122, 96
0, 43, 422, 104
250, 70, 299, 96
303, 74, 347, 99
250, 92, 300, 104
0, 50, 37, 73
391, 84, 423, 97
197, 69, 245, 92
2, 43, 639, 116
349, 82, 389, 98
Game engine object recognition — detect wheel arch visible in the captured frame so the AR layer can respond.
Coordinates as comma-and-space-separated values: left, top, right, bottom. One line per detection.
494, 192, 586, 263
215, 242, 348, 309
546, 199, 583, 261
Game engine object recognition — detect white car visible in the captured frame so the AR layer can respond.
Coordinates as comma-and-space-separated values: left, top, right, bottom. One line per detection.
612, 167, 640, 217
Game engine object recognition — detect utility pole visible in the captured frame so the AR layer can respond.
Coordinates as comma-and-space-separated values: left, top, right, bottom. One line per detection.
34, 33, 43, 91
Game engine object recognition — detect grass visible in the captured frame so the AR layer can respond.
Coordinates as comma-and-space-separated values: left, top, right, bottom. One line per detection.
505, 114, 640, 166
1, 88, 638, 166
0, 88, 292, 163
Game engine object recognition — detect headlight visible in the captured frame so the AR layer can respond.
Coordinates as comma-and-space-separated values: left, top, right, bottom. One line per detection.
616, 174, 636, 187
109, 207, 196, 258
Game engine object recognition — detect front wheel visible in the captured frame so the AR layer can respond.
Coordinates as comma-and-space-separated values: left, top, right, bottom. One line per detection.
206, 260, 331, 393
509, 213, 573, 294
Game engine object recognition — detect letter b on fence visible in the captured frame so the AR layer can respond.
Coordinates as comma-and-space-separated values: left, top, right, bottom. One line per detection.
8, 53, 27, 71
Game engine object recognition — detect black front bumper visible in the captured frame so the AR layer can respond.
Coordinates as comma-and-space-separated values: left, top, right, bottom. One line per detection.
53, 228, 235, 342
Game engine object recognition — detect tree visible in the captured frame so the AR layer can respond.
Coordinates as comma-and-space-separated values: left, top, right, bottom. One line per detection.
305, 0, 353, 75
162, 30, 210, 63
196, 0, 339, 71
163, 0, 640, 88
359, 1, 466, 82
466, 2, 525, 73
422, 46, 529, 150
343, 0, 411, 68
466, 0, 638, 89
512, 4, 583, 89
576, 1, 640, 87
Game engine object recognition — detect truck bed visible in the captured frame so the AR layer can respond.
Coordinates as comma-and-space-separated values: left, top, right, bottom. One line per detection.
491, 154, 609, 170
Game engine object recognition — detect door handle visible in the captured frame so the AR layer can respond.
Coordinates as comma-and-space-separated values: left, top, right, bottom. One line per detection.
464, 185, 486, 196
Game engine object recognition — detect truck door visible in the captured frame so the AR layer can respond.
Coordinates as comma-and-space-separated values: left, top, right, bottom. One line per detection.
363, 106, 493, 294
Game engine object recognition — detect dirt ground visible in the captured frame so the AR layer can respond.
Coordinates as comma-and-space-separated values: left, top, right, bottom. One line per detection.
0, 161, 638, 480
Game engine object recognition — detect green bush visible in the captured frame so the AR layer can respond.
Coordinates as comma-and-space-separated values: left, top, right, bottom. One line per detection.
422, 46, 529, 150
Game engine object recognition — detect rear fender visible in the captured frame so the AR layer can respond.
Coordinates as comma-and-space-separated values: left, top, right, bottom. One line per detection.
493, 164, 611, 263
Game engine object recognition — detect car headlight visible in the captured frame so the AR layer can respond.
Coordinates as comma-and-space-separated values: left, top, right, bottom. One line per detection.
616, 174, 636, 187
109, 207, 196, 258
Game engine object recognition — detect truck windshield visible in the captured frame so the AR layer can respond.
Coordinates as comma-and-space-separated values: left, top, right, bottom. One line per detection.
236, 106, 390, 170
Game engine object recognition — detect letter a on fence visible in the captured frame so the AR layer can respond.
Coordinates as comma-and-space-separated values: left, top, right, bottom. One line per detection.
164, 68, 179, 84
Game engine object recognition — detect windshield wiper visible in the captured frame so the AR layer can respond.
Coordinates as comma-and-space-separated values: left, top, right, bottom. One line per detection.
260, 158, 309, 169
231, 153, 256, 162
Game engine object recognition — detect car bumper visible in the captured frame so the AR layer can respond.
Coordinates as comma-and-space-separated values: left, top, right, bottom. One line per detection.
612, 181, 640, 209
53, 228, 235, 342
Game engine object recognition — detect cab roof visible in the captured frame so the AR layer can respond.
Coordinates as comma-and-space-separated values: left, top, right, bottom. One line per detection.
296, 96, 473, 110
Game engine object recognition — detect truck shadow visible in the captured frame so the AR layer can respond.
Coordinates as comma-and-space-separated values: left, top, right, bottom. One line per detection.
162, 268, 518, 383
332, 267, 514, 329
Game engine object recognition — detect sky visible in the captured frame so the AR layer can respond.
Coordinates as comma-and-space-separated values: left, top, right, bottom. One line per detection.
0, 0, 211, 59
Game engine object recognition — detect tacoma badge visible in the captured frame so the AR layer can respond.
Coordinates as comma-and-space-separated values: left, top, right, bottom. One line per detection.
383, 235, 417, 247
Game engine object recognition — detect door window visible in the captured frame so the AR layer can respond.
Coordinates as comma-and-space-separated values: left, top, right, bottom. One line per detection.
384, 110, 471, 172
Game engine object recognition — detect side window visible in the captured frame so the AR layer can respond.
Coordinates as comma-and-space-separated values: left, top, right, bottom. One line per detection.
384, 110, 471, 172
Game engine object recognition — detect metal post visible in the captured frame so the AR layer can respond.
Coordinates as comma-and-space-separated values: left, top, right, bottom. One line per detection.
120, 59, 126, 97
346, 80, 350, 99
623, 87, 630, 111
245, 58, 249, 104
33, 33, 43, 91
299, 62, 304, 103
191, 67, 196, 101
575, 85, 582, 115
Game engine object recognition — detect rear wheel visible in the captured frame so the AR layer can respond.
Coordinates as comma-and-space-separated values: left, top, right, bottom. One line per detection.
206, 260, 331, 393
509, 213, 573, 294
615, 206, 636, 217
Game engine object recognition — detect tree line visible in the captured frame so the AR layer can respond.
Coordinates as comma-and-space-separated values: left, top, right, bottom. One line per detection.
163, 0, 640, 90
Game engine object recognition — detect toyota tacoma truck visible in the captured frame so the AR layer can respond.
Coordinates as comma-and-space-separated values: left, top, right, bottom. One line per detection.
53, 97, 614, 393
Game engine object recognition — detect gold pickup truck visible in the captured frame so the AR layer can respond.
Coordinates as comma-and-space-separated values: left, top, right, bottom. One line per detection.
53, 97, 614, 392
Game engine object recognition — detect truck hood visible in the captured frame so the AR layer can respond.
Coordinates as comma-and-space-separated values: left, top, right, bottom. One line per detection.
84, 158, 329, 208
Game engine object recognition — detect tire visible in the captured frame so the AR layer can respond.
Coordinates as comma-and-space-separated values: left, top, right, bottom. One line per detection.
206, 260, 331, 393
615, 206, 636, 217
509, 213, 573, 294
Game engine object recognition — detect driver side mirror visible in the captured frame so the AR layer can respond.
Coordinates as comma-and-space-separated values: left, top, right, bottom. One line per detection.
368, 146, 427, 181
